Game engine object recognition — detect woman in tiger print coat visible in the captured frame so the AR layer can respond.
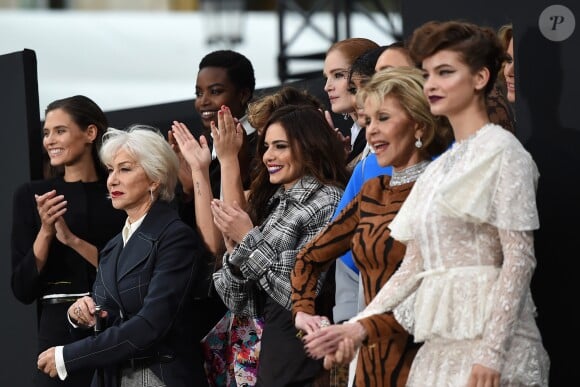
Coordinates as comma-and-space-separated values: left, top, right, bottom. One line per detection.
290, 67, 453, 387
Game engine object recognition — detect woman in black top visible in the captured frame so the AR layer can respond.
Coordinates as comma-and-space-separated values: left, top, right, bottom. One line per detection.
11, 95, 125, 386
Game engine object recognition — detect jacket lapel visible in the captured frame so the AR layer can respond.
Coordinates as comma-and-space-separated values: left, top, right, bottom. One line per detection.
97, 235, 124, 310
115, 201, 176, 280
116, 233, 155, 280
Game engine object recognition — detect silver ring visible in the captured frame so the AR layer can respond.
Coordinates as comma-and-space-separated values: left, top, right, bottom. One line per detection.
318, 319, 330, 328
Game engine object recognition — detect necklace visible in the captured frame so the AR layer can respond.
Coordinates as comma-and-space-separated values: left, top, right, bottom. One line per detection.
390, 160, 430, 187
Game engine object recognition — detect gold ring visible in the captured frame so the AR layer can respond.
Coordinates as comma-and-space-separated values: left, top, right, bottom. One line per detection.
75, 306, 81, 315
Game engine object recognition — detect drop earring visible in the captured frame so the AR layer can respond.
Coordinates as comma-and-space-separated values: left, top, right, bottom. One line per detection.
415, 137, 423, 149
149, 188, 154, 202
343, 112, 349, 120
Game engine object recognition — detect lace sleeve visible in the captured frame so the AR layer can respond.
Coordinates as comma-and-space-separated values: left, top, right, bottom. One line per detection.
474, 229, 536, 371
351, 239, 423, 323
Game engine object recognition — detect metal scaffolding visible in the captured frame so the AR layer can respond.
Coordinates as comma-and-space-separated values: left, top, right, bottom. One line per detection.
276, 0, 402, 82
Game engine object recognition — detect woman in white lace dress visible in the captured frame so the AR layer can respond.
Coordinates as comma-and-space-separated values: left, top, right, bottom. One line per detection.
316, 20, 550, 386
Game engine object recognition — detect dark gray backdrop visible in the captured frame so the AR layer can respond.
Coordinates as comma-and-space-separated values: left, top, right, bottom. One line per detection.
1, 49, 42, 386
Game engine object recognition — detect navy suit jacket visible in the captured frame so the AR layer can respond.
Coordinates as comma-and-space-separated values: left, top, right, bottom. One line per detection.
62, 200, 208, 387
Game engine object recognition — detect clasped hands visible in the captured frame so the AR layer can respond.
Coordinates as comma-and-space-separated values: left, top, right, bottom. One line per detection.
295, 311, 366, 369
35, 190, 76, 245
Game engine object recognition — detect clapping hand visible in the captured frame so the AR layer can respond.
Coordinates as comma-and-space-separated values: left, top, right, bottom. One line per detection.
212, 105, 244, 163
35, 190, 67, 234
210, 199, 253, 245
170, 121, 212, 174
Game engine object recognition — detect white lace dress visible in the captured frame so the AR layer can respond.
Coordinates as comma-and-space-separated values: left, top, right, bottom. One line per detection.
351, 124, 550, 386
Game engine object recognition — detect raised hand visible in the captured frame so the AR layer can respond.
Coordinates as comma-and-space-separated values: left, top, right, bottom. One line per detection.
212, 105, 244, 163
324, 110, 351, 158
170, 121, 211, 174
35, 190, 67, 234
168, 129, 194, 197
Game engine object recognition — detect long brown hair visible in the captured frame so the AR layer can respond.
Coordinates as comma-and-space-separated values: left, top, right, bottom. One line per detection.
246, 105, 348, 225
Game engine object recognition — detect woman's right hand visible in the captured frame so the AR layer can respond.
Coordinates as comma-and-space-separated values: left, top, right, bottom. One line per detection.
168, 129, 194, 197
170, 121, 211, 174
35, 190, 67, 234
324, 110, 351, 158
211, 199, 254, 244
295, 311, 330, 336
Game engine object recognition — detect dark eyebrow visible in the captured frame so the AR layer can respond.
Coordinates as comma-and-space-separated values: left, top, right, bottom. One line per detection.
195, 82, 226, 90
265, 139, 289, 146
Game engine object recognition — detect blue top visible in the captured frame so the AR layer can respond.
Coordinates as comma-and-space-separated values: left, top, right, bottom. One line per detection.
333, 153, 392, 273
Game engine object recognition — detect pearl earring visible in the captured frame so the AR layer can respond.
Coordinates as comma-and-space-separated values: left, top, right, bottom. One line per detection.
415, 138, 423, 149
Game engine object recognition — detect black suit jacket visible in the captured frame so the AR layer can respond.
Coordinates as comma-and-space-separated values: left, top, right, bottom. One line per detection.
62, 201, 207, 387
345, 126, 367, 165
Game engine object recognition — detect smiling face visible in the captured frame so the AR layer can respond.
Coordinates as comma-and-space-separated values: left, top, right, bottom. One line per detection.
504, 38, 515, 103
43, 108, 95, 168
422, 49, 484, 119
106, 148, 157, 221
194, 66, 246, 130
364, 95, 422, 171
323, 50, 353, 115
262, 123, 302, 190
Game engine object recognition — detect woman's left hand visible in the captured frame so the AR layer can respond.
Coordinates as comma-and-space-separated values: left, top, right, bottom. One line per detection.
212, 105, 244, 162
211, 199, 253, 243
37, 347, 57, 377
322, 337, 357, 369
54, 217, 76, 247
467, 364, 500, 387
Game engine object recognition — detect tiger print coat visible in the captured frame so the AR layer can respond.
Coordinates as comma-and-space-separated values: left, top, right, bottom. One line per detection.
291, 175, 421, 387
